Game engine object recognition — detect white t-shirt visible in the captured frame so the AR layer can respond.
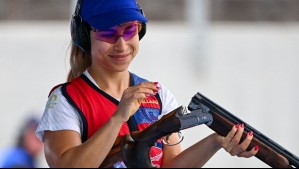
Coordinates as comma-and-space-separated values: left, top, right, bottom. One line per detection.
36, 71, 178, 142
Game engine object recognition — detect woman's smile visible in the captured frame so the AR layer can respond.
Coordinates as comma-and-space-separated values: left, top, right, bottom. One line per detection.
109, 53, 130, 61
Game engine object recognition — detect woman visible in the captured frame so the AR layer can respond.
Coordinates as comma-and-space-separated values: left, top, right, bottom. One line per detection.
36, 0, 258, 168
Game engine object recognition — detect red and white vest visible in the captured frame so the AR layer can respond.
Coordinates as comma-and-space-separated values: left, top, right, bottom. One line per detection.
59, 73, 163, 167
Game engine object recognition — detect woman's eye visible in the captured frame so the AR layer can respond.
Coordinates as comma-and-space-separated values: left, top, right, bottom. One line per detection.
124, 30, 135, 36
99, 32, 115, 38
124, 26, 137, 35
101, 34, 114, 38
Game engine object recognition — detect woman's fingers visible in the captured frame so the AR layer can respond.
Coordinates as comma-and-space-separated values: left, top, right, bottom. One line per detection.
122, 82, 160, 102
224, 125, 238, 141
222, 124, 239, 151
237, 145, 259, 158
116, 82, 161, 121
124, 82, 159, 97
230, 131, 254, 156
223, 124, 259, 158
225, 124, 244, 152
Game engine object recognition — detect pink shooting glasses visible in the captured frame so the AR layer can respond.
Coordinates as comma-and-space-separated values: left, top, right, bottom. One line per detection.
91, 21, 142, 44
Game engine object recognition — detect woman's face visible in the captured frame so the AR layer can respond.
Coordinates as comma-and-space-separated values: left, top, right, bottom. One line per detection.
89, 21, 141, 73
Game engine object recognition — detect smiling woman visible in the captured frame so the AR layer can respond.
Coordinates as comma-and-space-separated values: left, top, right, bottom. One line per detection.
33, 0, 260, 168
1, 0, 299, 168
35, 0, 177, 168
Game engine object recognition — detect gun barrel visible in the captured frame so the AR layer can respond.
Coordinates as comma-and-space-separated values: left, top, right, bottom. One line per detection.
188, 92, 299, 168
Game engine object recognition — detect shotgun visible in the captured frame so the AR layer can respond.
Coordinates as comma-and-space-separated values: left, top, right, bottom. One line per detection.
100, 106, 213, 168
188, 92, 299, 168
100, 93, 299, 168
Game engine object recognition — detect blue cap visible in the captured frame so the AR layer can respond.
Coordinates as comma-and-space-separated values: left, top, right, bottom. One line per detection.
81, 0, 148, 30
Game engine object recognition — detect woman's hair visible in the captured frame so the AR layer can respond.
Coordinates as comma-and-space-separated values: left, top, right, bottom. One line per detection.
67, 43, 92, 82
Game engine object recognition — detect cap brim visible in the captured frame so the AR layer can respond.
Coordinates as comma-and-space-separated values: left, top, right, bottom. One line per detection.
87, 8, 148, 30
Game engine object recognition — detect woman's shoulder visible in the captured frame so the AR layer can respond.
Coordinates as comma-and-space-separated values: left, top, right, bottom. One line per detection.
48, 83, 65, 97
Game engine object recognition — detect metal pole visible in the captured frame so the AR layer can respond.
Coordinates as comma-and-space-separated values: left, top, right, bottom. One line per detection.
186, 0, 209, 75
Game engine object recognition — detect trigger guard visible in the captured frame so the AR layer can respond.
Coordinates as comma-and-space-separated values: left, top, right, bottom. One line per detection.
162, 132, 184, 146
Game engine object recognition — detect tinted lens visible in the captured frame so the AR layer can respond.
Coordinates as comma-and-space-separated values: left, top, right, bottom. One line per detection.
93, 22, 141, 44
122, 24, 139, 41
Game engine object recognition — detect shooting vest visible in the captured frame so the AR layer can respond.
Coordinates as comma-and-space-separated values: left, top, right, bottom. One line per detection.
60, 73, 163, 167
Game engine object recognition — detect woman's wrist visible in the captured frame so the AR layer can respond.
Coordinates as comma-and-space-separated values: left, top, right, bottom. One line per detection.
209, 133, 223, 151
111, 111, 127, 124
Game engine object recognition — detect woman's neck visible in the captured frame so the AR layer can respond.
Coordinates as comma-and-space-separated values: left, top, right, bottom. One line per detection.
87, 67, 130, 99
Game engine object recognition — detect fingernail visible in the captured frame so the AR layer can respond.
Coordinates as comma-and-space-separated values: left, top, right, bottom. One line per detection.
241, 123, 244, 128
254, 146, 259, 151
235, 124, 240, 128
154, 82, 160, 89
248, 131, 253, 136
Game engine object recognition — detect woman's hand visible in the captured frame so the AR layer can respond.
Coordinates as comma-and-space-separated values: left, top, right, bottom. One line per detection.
113, 82, 160, 122
216, 124, 259, 158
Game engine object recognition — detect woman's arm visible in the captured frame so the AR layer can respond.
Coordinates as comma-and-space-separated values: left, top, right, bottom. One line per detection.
162, 124, 259, 168
161, 133, 184, 167
44, 115, 124, 168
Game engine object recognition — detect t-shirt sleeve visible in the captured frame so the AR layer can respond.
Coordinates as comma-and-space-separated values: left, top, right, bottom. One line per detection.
35, 86, 82, 142
158, 83, 178, 119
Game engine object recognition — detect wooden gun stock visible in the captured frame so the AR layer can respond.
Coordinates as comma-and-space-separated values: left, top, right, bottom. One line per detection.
100, 106, 184, 168
188, 92, 299, 168
100, 106, 213, 168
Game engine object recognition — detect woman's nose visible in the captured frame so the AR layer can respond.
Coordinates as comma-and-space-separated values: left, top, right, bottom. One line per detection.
113, 36, 126, 51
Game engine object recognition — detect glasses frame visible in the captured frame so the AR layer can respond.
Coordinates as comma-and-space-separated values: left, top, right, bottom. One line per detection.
89, 21, 142, 44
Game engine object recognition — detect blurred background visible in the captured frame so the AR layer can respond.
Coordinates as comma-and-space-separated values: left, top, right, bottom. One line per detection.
1, 0, 299, 168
